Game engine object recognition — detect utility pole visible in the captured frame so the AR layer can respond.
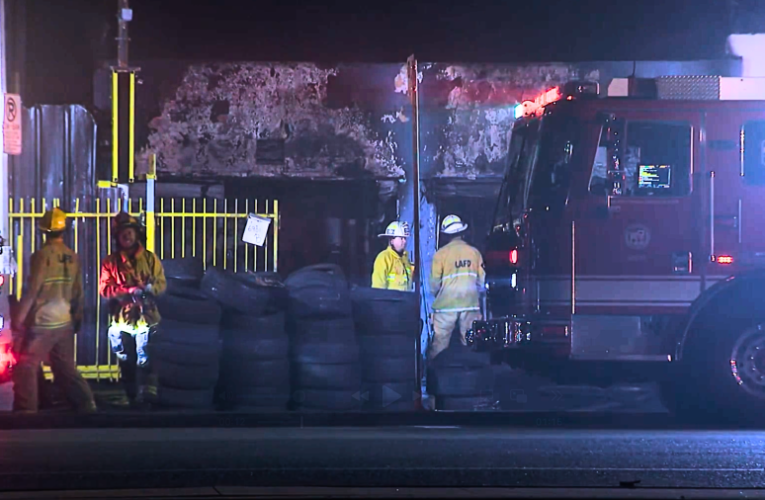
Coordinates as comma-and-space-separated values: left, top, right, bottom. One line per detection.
407, 55, 421, 299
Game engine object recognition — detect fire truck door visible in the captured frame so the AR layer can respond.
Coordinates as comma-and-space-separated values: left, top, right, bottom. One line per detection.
574, 112, 702, 316
705, 110, 765, 275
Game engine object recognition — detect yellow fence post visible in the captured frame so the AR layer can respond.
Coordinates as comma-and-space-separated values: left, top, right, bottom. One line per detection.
145, 154, 156, 253
111, 71, 119, 184
15, 234, 22, 301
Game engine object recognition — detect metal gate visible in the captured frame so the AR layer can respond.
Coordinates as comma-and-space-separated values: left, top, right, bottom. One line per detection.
8, 195, 279, 380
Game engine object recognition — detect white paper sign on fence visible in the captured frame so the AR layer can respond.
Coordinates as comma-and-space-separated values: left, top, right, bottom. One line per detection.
242, 214, 272, 247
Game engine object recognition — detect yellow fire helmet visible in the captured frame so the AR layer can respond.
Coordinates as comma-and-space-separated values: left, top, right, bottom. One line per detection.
378, 220, 410, 238
440, 214, 468, 234
112, 211, 142, 233
38, 207, 68, 233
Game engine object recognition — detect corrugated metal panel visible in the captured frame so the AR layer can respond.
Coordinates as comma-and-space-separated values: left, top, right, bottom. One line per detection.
8, 104, 99, 365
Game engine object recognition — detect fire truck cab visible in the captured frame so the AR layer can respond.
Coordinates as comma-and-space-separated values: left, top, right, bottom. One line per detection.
471, 76, 765, 420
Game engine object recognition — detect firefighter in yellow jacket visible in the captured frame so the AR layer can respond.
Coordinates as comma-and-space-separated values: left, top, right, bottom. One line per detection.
371, 220, 414, 291
428, 214, 486, 360
99, 211, 166, 407
12, 208, 97, 413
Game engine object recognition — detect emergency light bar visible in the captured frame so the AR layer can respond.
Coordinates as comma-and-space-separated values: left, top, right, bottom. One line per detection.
607, 76, 765, 101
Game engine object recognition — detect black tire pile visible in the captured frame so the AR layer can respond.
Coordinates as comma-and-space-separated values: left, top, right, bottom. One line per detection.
427, 343, 498, 411
153, 258, 222, 409
285, 264, 362, 412
200, 268, 290, 412
350, 286, 420, 412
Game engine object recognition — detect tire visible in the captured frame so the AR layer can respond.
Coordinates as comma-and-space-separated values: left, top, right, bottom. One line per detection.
285, 264, 352, 319
156, 290, 222, 325
222, 358, 291, 387
293, 363, 361, 390
437, 395, 499, 411
224, 336, 289, 362
430, 344, 491, 369
220, 385, 291, 410
167, 276, 201, 290
223, 311, 285, 333
361, 356, 415, 383
154, 386, 215, 409
160, 320, 220, 346
362, 381, 417, 411
149, 340, 221, 366
358, 335, 415, 358
351, 286, 419, 335
156, 359, 219, 390
291, 341, 360, 365
201, 267, 284, 317
427, 365, 494, 397
163, 258, 205, 282
290, 317, 356, 343
292, 388, 363, 412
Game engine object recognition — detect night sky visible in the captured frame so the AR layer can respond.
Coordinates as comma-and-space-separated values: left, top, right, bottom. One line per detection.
24, 0, 748, 105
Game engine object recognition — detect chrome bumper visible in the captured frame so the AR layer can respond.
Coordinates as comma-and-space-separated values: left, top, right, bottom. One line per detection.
466, 316, 532, 350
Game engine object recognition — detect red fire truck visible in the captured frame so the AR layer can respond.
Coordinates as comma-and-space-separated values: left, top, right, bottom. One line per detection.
470, 76, 765, 420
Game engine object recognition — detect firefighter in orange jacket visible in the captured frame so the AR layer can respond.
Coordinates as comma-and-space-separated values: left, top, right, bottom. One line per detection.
12, 208, 97, 413
428, 214, 486, 360
99, 211, 166, 407
371, 220, 414, 291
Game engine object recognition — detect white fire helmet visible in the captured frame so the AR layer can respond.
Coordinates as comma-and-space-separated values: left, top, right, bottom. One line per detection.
440, 214, 468, 234
378, 220, 410, 238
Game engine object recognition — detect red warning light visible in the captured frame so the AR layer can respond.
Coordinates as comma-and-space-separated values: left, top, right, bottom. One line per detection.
509, 249, 519, 265
716, 255, 734, 264
517, 86, 564, 118
0, 276, 6, 287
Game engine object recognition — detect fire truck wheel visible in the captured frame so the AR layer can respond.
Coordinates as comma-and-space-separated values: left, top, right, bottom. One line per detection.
163, 258, 205, 284
285, 264, 352, 320
361, 381, 418, 411
357, 334, 414, 358
221, 358, 291, 388
361, 356, 415, 383
154, 386, 215, 410
201, 268, 281, 317
350, 286, 420, 336
291, 341, 360, 365
427, 365, 495, 398
156, 359, 219, 391
156, 291, 223, 325
293, 362, 361, 390
291, 388, 363, 412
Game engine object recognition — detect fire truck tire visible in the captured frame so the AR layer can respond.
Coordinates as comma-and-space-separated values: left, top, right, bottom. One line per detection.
160, 320, 221, 346
292, 388, 363, 412
361, 381, 418, 411
156, 359, 219, 391
293, 362, 361, 390
437, 395, 499, 411
154, 386, 215, 409
357, 334, 415, 358
427, 365, 495, 398
221, 358, 291, 387
201, 268, 283, 317
162, 258, 205, 284
361, 356, 415, 383
156, 291, 223, 325
350, 286, 420, 336
291, 341, 360, 365
285, 264, 352, 319
149, 340, 222, 366
290, 317, 356, 343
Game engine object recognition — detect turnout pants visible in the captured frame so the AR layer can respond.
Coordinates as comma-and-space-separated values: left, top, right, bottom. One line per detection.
13, 327, 95, 413
108, 324, 159, 403
428, 310, 482, 360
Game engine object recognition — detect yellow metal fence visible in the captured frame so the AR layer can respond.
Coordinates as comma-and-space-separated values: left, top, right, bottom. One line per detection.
8, 196, 279, 380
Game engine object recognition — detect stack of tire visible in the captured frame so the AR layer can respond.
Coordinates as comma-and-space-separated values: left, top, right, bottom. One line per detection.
285, 264, 361, 412
350, 286, 420, 412
427, 341, 497, 411
200, 267, 290, 412
152, 258, 222, 409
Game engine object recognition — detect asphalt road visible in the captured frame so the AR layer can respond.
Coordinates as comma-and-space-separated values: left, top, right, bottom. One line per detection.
0, 426, 764, 492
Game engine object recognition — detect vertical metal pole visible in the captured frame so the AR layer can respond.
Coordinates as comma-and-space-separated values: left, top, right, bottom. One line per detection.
145, 154, 156, 253
116, 0, 130, 69
128, 72, 135, 183
0, 0, 11, 285
111, 72, 119, 183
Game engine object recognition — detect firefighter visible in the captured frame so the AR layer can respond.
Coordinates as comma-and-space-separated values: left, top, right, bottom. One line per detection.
99, 211, 166, 408
12, 207, 97, 413
371, 220, 414, 291
427, 214, 486, 360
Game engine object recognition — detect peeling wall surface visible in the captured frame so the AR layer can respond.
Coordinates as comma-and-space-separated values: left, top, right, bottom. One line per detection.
99, 59, 741, 183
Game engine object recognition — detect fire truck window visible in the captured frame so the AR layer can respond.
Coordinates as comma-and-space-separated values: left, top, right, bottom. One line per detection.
743, 121, 765, 185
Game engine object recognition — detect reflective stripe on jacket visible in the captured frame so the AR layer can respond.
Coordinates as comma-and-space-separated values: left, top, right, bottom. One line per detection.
430, 238, 485, 312
371, 246, 414, 292
99, 245, 166, 331
16, 240, 83, 331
